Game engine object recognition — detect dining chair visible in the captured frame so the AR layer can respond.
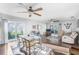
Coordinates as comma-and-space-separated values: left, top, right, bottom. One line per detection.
17, 37, 28, 55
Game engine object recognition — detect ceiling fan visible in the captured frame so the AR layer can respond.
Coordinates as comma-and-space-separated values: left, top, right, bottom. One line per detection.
17, 3, 43, 17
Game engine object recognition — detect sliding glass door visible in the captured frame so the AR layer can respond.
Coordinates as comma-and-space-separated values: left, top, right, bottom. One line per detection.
8, 21, 25, 41
8, 23, 16, 40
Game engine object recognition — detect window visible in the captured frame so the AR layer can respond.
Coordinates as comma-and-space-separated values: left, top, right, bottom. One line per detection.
8, 21, 24, 40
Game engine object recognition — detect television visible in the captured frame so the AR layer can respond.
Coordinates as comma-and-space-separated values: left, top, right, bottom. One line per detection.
46, 29, 51, 32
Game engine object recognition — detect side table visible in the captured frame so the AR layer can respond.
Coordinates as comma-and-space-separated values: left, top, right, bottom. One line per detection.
70, 46, 79, 55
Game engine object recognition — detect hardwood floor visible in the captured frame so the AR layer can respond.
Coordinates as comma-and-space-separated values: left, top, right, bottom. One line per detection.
0, 44, 5, 55
0, 41, 18, 55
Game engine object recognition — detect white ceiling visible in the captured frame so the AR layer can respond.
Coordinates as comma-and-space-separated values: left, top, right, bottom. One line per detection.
0, 3, 79, 22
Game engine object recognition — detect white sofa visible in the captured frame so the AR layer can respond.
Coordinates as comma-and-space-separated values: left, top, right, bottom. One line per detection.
47, 34, 60, 44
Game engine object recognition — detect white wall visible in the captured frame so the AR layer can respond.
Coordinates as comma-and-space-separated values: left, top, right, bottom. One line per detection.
0, 19, 6, 44
61, 20, 77, 33
25, 20, 46, 35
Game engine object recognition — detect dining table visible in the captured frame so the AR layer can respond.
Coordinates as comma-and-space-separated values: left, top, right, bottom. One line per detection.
19, 35, 41, 55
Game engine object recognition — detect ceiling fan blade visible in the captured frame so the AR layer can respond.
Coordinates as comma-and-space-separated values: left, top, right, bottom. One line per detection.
16, 11, 28, 13
34, 8, 43, 11
33, 12, 41, 16
18, 3, 28, 9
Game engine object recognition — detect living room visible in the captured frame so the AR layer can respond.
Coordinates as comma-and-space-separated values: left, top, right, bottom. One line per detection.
0, 3, 79, 55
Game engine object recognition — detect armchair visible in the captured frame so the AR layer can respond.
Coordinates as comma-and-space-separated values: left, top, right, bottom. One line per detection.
62, 32, 78, 44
